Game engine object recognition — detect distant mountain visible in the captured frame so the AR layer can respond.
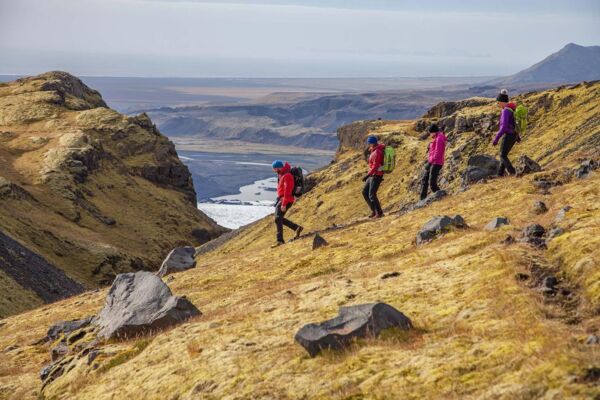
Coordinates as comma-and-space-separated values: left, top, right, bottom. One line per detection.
490, 43, 600, 86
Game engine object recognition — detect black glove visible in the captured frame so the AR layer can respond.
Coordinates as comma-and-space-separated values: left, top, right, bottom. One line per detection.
362, 175, 369, 182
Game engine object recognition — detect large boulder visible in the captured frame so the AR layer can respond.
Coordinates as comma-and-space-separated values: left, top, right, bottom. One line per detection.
294, 303, 412, 357
45, 317, 93, 343
95, 271, 201, 339
416, 215, 467, 245
461, 154, 500, 185
157, 246, 196, 277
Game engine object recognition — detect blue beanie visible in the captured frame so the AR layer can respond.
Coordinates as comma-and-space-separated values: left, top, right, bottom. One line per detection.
272, 160, 284, 169
367, 136, 378, 145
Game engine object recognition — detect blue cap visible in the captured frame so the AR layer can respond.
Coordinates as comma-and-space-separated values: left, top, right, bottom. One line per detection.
272, 160, 284, 169
367, 136, 378, 145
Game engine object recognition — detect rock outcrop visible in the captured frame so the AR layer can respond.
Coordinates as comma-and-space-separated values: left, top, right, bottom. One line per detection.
0, 72, 225, 316
461, 155, 500, 185
485, 217, 510, 230
96, 271, 201, 339
295, 303, 412, 357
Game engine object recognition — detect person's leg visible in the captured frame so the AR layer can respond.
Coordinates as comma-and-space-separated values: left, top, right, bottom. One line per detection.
504, 135, 517, 175
280, 203, 299, 231
274, 202, 285, 243
369, 175, 383, 215
430, 164, 442, 193
363, 177, 375, 213
499, 134, 517, 176
420, 163, 432, 200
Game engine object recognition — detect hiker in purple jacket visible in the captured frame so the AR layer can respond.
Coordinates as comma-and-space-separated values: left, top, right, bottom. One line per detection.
493, 89, 520, 176
420, 124, 447, 200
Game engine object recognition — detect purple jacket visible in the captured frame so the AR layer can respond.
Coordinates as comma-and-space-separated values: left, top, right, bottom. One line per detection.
428, 131, 446, 165
493, 106, 516, 145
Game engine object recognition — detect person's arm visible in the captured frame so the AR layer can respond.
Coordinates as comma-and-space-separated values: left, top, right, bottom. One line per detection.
433, 135, 444, 162
281, 173, 295, 208
493, 109, 508, 145
367, 151, 378, 176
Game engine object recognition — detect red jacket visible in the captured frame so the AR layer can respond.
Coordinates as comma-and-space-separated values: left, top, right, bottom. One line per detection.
428, 132, 447, 166
277, 162, 295, 207
368, 144, 385, 176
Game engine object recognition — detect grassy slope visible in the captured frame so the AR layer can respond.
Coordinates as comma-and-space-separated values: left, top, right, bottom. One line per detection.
0, 83, 598, 399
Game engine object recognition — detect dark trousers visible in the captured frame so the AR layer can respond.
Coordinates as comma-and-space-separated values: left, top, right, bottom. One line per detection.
362, 175, 383, 215
498, 134, 517, 176
420, 163, 442, 200
275, 200, 299, 243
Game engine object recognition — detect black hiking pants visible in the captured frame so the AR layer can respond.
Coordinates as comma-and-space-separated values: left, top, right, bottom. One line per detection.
362, 175, 383, 215
420, 163, 442, 200
275, 199, 299, 243
498, 134, 517, 176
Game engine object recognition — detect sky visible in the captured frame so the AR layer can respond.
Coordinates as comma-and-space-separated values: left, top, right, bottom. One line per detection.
0, 0, 599, 77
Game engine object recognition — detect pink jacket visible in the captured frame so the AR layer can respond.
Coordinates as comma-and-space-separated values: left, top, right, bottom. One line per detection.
428, 132, 446, 166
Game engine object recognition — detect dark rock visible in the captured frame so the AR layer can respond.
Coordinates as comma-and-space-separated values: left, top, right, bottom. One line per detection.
416, 215, 467, 245
95, 271, 201, 340
46, 316, 93, 343
294, 303, 412, 357
574, 159, 598, 179
515, 273, 529, 281
578, 367, 600, 383
541, 276, 558, 293
586, 334, 599, 345
312, 233, 328, 250
379, 271, 401, 280
555, 205, 572, 222
515, 155, 542, 176
157, 247, 196, 277
533, 200, 548, 214
485, 217, 509, 230
521, 224, 547, 248
461, 154, 500, 185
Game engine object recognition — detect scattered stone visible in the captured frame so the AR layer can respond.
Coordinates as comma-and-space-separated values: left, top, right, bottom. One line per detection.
541, 276, 558, 294
502, 235, 515, 245
485, 217, 509, 230
515, 155, 542, 176
416, 215, 467, 245
461, 155, 500, 185
312, 233, 328, 250
95, 271, 201, 340
515, 273, 529, 281
555, 206, 572, 223
45, 316, 93, 343
413, 189, 447, 209
577, 367, 600, 384
574, 159, 598, 179
294, 303, 412, 357
379, 271, 401, 280
521, 224, 546, 248
547, 227, 565, 241
533, 200, 548, 214
586, 334, 600, 345
157, 246, 196, 277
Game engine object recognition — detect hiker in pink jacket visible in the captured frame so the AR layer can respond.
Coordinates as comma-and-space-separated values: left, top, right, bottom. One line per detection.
420, 124, 447, 200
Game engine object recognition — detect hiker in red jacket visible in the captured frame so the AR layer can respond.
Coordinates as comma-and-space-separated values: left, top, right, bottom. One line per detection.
362, 136, 385, 218
420, 124, 447, 200
271, 160, 303, 247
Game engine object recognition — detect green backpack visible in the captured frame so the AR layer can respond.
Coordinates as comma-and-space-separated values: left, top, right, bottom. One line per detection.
382, 146, 396, 173
512, 104, 528, 135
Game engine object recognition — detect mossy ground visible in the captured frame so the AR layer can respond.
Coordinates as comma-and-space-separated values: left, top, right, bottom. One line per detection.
0, 82, 598, 399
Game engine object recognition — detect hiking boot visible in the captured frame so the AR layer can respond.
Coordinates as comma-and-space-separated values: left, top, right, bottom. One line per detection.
271, 241, 284, 248
294, 226, 304, 239
368, 211, 376, 218
371, 212, 384, 219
